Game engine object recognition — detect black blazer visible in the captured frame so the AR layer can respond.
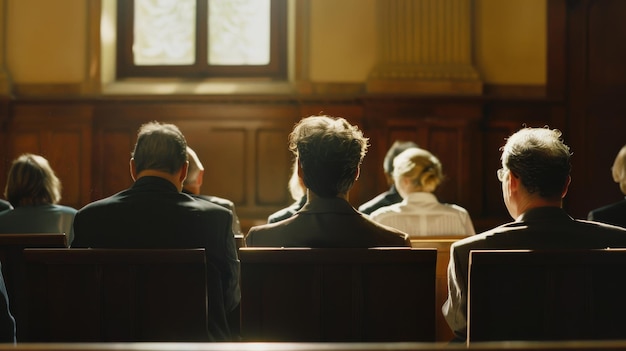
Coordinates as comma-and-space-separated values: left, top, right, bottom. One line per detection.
443, 206, 626, 341
588, 199, 626, 228
357, 185, 403, 215
0, 200, 11, 212
73, 176, 240, 340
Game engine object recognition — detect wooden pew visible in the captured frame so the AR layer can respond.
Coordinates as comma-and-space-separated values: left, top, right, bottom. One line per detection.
239, 247, 436, 342
410, 236, 467, 342
5, 341, 626, 351
22, 248, 210, 342
0, 233, 67, 340
3, 341, 626, 351
467, 249, 626, 342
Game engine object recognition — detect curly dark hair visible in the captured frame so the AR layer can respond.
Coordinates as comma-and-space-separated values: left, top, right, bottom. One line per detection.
289, 116, 369, 198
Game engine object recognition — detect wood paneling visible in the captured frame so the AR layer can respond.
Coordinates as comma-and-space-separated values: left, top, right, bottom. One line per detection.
0, 96, 562, 230
3, 103, 92, 209
565, 0, 626, 219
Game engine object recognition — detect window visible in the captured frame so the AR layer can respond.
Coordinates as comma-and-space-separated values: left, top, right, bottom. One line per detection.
116, 0, 287, 79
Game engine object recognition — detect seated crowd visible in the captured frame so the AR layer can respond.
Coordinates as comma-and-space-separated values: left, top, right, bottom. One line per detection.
0, 117, 623, 344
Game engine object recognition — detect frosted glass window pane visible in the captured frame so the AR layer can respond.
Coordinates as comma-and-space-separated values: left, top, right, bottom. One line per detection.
134, 0, 196, 65
209, 0, 271, 65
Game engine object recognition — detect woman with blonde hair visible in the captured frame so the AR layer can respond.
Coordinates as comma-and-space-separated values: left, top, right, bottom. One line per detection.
370, 147, 475, 237
0, 154, 76, 246
588, 145, 626, 228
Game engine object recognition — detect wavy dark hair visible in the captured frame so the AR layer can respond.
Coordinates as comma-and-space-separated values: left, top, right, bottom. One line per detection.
289, 116, 369, 198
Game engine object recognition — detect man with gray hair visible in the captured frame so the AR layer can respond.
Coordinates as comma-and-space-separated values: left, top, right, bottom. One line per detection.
443, 127, 626, 342
246, 115, 410, 247
184, 146, 242, 236
73, 121, 240, 341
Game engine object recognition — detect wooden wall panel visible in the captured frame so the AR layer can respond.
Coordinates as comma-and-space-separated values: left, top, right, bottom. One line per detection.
96, 130, 135, 200
180, 124, 247, 205
565, 0, 626, 219
0, 96, 566, 231
256, 128, 291, 206
588, 0, 626, 89
4, 104, 93, 209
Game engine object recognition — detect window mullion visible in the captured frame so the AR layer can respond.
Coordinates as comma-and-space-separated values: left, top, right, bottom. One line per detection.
197, 0, 209, 73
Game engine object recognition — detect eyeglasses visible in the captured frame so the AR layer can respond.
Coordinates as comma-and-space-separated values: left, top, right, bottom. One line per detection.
496, 168, 509, 182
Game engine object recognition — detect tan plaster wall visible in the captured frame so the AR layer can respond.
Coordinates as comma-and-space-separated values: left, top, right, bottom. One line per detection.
6, 0, 86, 83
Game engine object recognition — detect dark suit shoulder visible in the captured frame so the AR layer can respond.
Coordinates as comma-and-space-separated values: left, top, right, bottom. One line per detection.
588, 200, 626, 228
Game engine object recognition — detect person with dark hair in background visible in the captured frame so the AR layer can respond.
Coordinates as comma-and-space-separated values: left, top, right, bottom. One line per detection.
588, 144, 626, 228
267, 158, 307, 224
72, 121, 240, 341
358, 140, 418, 215
0, 154, 77, 246
185, 146, 242, 236
443, 127, 626, 342
246, 115, 410, 248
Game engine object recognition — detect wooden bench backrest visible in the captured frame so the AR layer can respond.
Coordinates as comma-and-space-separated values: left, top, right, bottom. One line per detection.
240, 247, 437, 342
468, 249, 626, 342
23, 248, 209, 342
0, 233, 67, 340
411, 236, 468, 341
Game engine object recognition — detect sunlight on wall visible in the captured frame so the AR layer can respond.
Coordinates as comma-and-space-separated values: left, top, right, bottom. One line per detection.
309, 0, 378, 82
475, 0, 547, 84
6, 0, 86, 83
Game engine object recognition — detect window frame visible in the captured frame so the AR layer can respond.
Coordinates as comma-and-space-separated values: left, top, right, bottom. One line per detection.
116, 0, 288, 79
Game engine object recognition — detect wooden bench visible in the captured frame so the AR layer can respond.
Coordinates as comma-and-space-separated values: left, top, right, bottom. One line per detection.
22, 248, 211, 342
0, 233, 67, 340
468, 249, 626, 342
411, 236, 467, 341
239, 247, 436, 342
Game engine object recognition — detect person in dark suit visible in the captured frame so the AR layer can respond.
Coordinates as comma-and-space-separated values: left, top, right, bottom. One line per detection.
184, 146, 242, 236
0, 265, 14, 343
246, 115, 410, 248
442, 127, 626, 342
72, 121, 240, 341
358, 140, 418, 215
267, 158, 306, 223
588, 144, 626, 228
0, 200, 10, 213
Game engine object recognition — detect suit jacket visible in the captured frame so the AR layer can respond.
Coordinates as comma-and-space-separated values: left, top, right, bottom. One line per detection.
588, 198, 626, 228
73, 176, 240, 340
247, 196, 410, 248
182, 190, 242, 235
267, 195, 307, 223
0, 200, 11, 213
358, 185, 403, 215
0, 204, 77, 246
0, 264, 14, 343
443, 206, 626, 341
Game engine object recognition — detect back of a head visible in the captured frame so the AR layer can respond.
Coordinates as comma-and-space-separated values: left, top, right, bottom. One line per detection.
289, 115, 369, 198
384, 140, 419, 175
502, 127, 571, 199
184, 146, 204, 187
4, 153, 61, 207
132, 121, 188, 175
393, 147, 443, 193
612, 145, 626, 195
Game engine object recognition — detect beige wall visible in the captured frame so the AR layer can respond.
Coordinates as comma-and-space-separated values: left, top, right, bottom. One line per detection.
475, 0, 547, 84
309, 0, 377, 82
4, 0, 546, 87
6, 0, 86, 84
